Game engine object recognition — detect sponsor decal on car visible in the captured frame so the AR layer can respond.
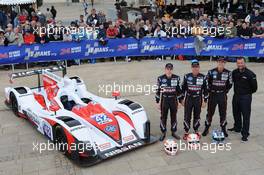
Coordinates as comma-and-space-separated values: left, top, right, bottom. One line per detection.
104, 141, 143, 158
25, 109, 40, 125
92, 113, 112, 125
43, 123, 52, 139
132, 109, 144, 115
70, 126, 86, 132
99, 143, 111, 150
123, 135, 135, 142
105, 125, 117, 133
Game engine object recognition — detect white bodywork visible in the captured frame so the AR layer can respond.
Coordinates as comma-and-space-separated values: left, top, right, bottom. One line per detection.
5, 69, 151, 160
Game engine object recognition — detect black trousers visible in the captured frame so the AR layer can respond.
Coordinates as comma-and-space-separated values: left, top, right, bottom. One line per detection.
232, 94, 252, 138
160, 97, 178, 133
206, 93, 227, 127
184, 95, 202, 132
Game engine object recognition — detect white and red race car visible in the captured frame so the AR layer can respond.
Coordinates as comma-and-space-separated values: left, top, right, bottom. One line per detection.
4, 66, 157, 165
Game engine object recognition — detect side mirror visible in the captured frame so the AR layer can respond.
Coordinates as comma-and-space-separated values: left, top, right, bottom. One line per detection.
112, 91, 120, 100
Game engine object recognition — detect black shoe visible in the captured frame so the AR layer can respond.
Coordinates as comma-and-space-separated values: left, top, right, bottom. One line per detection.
202, 127, 210, 136
172, 132, 181, 140
159, 133, 166, 141
241, 137, 248, 142
222, 125, 229, 137
222, 129, 228, 137
228, 127, 241, 133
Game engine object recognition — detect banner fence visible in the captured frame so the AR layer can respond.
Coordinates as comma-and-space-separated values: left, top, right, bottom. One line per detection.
0, 37, 264, 65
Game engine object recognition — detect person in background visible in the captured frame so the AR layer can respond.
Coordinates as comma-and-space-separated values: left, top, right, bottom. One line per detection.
27, 5, 35, 18
252, 22, 264, 38
50, 6, 57, 19
63, 29, 73, 42
35, 28, 49, 44
97, 24, 106, 40
142, 8, 152, 22
0, 29, 8, 46
13, 14, 20, 28
225, 21, 237, 38
29, 12, 39, 22
106, 24, 118, 38
153, 25, 166, 37
37, 11, 46, 26
229, 58, 258, 142
86, 9, 99, 26
250, 9, 264, 24
98, 11, 106, 25
49, 24, 63, 41
237, 22, 252, 39
18, 11, 28, 25
12, 27, 24, 46
45, 8, 53, 23
4, 24, 15, 45
0, 10, 7, 29
23, 29, 35, 44
78, 15, 85, 25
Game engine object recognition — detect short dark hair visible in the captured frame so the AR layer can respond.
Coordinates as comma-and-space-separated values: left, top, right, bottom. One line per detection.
237, 57, 245, 62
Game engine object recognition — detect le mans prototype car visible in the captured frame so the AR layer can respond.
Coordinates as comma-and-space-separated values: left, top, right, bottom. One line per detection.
4, 66, 157, 165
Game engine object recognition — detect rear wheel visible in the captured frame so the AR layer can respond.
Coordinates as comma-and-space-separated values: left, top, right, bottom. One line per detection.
55, 126, 68, 154
10, 93, 19, 117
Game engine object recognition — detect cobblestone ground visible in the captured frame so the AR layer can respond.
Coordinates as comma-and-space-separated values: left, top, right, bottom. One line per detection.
0, 60, 264, 175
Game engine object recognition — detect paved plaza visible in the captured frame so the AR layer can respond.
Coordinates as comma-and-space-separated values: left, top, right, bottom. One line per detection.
0, 60, 264, 175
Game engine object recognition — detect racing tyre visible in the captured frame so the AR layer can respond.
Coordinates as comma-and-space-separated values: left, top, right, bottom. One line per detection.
55, 126, 68, 154
10, 93, 19, 117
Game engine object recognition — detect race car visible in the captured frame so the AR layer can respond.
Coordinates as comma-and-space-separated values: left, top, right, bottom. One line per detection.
4, 66, 157, 166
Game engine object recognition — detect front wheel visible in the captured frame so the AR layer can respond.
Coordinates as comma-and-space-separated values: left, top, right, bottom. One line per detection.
10, 93, 19, 117
55, 126, 68, 154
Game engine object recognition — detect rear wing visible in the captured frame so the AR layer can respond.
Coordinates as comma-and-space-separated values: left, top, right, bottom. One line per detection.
9, 66, 67, 89
9, 65, 67, 81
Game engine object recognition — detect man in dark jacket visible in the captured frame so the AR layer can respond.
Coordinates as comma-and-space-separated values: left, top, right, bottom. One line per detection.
237, 22, 252, 39
228, 58, 258, 142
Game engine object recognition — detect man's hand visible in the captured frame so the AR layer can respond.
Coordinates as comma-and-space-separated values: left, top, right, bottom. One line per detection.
202, 101, 207, 108
180, 99, 185, 107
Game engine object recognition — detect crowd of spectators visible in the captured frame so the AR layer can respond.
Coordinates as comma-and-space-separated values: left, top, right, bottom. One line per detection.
0, 2, 264, 48
0, 1, 264, 46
